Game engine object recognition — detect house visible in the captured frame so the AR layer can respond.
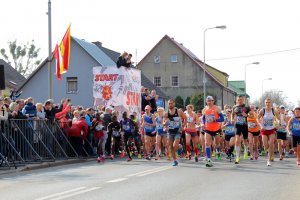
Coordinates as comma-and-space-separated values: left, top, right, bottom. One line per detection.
228, 80, 249, 103
0, 59, 26, 96
137, 35, 236, 108
18, 37, 168, 108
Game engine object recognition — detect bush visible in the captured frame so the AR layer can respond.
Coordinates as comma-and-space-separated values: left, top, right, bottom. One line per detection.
175, 96, 184, 109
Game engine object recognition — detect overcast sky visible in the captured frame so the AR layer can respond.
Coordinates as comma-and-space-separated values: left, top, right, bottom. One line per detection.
1, 0, 299, 106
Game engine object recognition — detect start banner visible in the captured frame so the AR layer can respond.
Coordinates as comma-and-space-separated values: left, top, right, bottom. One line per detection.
93, 66, 141, 117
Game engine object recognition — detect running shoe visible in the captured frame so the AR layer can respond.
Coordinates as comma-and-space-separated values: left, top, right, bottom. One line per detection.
120, 151, 125, 158
235, 157, 240, 164
97, 157, 101, 163
206, 160, 213, 167
146, 156, 151, 160
267, 160, 271, 166
127, 157, 132, 162
244, 151, 248, 160
138, 154, 142, 159
195, 156, 199, 162
217, 153, 221, 160
172, 160, 178, 166
279, 155, 283, 161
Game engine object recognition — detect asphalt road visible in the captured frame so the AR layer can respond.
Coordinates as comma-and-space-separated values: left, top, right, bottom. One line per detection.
0, 156, 299, 200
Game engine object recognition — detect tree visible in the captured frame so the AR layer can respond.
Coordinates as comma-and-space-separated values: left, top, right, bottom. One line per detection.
175, 96, 184, 109
1, 40, 42, 77
190, 93, 218, 112
251, 90, 289, 109
185, 96, 191, 107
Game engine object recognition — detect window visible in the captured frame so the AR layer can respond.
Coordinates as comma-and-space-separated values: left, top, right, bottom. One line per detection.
153, 76, 161, 87
154, 55, 160, 64
171, 54, 178, 63
67, 77, 78, 93
171, 76, 179, 87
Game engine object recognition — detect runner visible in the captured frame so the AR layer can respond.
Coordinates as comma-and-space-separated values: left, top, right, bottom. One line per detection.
155, 107, 168, 160
222, 109, 235, 162
247, 110, 260, 160
141, 105, 156, 160
108, 115, 122, 160
185, 105, 200, 162
129, 114, 142, 159
92, 113, 105, 162
120, 112, 134, 161
257, 98, 280, 166
232, 95, 251, 164
276, 105, 289, 160
287, 107, 300, 165
164, 99, 187, 166
202, 96, 224, 167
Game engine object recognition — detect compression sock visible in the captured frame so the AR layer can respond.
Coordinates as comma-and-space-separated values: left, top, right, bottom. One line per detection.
206, 147, 211, 160
235, 146, 240, 158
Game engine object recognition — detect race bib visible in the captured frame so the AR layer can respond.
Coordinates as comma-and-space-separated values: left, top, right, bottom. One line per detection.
293, 123, 300, 130
206, 114, 215, 124
95, 124, 104, 131
236, 116, 246, 125
112, 131, 120, 137
225, 126, 235, 134
248, 122, 256, 129
157, 124, 164, 129
187, 117, 194, 123
123, 125, 131, 132
264, 119, 274, 127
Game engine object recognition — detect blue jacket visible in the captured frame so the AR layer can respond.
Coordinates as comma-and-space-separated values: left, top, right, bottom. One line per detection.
22, 102, 37, 118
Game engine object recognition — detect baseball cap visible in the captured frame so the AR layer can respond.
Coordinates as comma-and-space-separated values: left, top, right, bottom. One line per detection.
279, 105, 285, 109
206, 96, 214, 101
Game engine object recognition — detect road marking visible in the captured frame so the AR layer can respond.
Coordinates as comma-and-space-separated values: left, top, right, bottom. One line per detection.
49, 187, 101, 200
126, 166, 171, 177
106, 178, 128, 183
137, 166, 173, 177
35, 187, 86, 200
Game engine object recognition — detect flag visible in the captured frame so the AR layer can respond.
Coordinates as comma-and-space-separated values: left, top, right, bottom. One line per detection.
55, 25, 71, 80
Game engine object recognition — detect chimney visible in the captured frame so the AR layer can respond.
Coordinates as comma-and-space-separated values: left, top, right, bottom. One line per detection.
93, 41, 102, 47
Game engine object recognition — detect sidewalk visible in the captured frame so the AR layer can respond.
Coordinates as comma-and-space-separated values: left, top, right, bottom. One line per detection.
0, 158, 95, 176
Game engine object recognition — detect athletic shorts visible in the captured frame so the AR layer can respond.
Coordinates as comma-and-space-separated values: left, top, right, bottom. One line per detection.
235, 125, 248, 139
277, 131, 287, 140
205, 130, 219, 137
224, 134, 235, 142
145, 132, 156, 137
249, 131, 260, 137
168, 132, 181, 140
157, 131, 167, 137
261, 129, 276, 136
185, 131, 197, 137
292, 135, 300, 148
201, 131, 205, 135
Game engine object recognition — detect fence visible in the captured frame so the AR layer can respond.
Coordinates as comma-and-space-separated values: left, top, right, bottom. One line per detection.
0, 119, 95, 170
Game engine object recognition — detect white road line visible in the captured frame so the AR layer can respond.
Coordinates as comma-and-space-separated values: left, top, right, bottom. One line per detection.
35, 187, 86, 200
106, 178, 128, 183
126, 166, 171, 177
49, 187, 101, 200
137, 166, 173, 177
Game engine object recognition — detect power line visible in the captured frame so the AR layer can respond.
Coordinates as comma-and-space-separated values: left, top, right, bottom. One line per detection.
207, 47, 300, 61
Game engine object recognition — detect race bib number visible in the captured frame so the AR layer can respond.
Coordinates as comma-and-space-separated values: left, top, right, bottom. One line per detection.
206, 114, 215, 124
225, 126, 235, 134
236, 116, 246, 125
112, 131, 120, 137
248, 122, 256, 129
157, 124, 164, 129
187, 117, 194, 123
169, 121, 180, 129
123, 125, 131, 132
264, 119, 274, 127
293, 123, 300, 130
278, 125, 287, 131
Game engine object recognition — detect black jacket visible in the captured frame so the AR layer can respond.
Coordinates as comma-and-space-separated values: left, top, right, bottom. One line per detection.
116, 56, 130, 68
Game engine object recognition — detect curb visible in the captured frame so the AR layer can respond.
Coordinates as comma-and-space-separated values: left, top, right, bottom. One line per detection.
0, 158, 95, 176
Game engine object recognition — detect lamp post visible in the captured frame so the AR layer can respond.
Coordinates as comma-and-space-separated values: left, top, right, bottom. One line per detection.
262, 78, 272, 97
203, 25, 226, 107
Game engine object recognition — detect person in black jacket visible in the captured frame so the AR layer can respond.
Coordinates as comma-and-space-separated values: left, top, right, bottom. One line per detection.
116, 52, 131, 68
141, 88, 151, 112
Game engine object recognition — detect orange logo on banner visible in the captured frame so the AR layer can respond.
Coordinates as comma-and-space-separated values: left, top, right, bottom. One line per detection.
102, 86, 113, 100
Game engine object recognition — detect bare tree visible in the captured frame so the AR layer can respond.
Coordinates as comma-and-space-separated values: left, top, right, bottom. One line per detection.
251, 90, 288, 109
0, 40, 42, 77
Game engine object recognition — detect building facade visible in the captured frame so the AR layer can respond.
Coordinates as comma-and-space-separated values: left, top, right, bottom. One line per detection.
137, 35, 236, 108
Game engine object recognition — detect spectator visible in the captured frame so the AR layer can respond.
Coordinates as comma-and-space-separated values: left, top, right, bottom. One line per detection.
36, 103, 45, 119
4, 97, 11, 110
9, 89, 22, 102
22, 97, 37, 118
116, 51, 130, 68
141, 88, 151, 112
92, 113, 105, 162
68, 112, 88, 156
150, 90, 158, 113
85, 108, 95, 154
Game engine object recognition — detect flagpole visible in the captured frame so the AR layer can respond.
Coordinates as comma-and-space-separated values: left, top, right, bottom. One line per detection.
47, 0, 53, 99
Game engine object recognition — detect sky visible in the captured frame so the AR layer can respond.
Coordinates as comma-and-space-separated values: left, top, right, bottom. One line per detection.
1, 0, 300, 106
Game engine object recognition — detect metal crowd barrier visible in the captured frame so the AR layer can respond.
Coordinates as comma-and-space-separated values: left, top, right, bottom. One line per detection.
0, 119, 95, 170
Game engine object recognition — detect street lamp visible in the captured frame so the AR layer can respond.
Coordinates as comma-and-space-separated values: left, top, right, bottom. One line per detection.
262, 78, 272, 97
203, 25, 226, 107
244, 62, 259, 95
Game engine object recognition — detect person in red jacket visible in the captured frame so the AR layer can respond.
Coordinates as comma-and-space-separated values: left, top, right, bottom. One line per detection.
92, 113, 105, 162
69, 113, 88, 156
